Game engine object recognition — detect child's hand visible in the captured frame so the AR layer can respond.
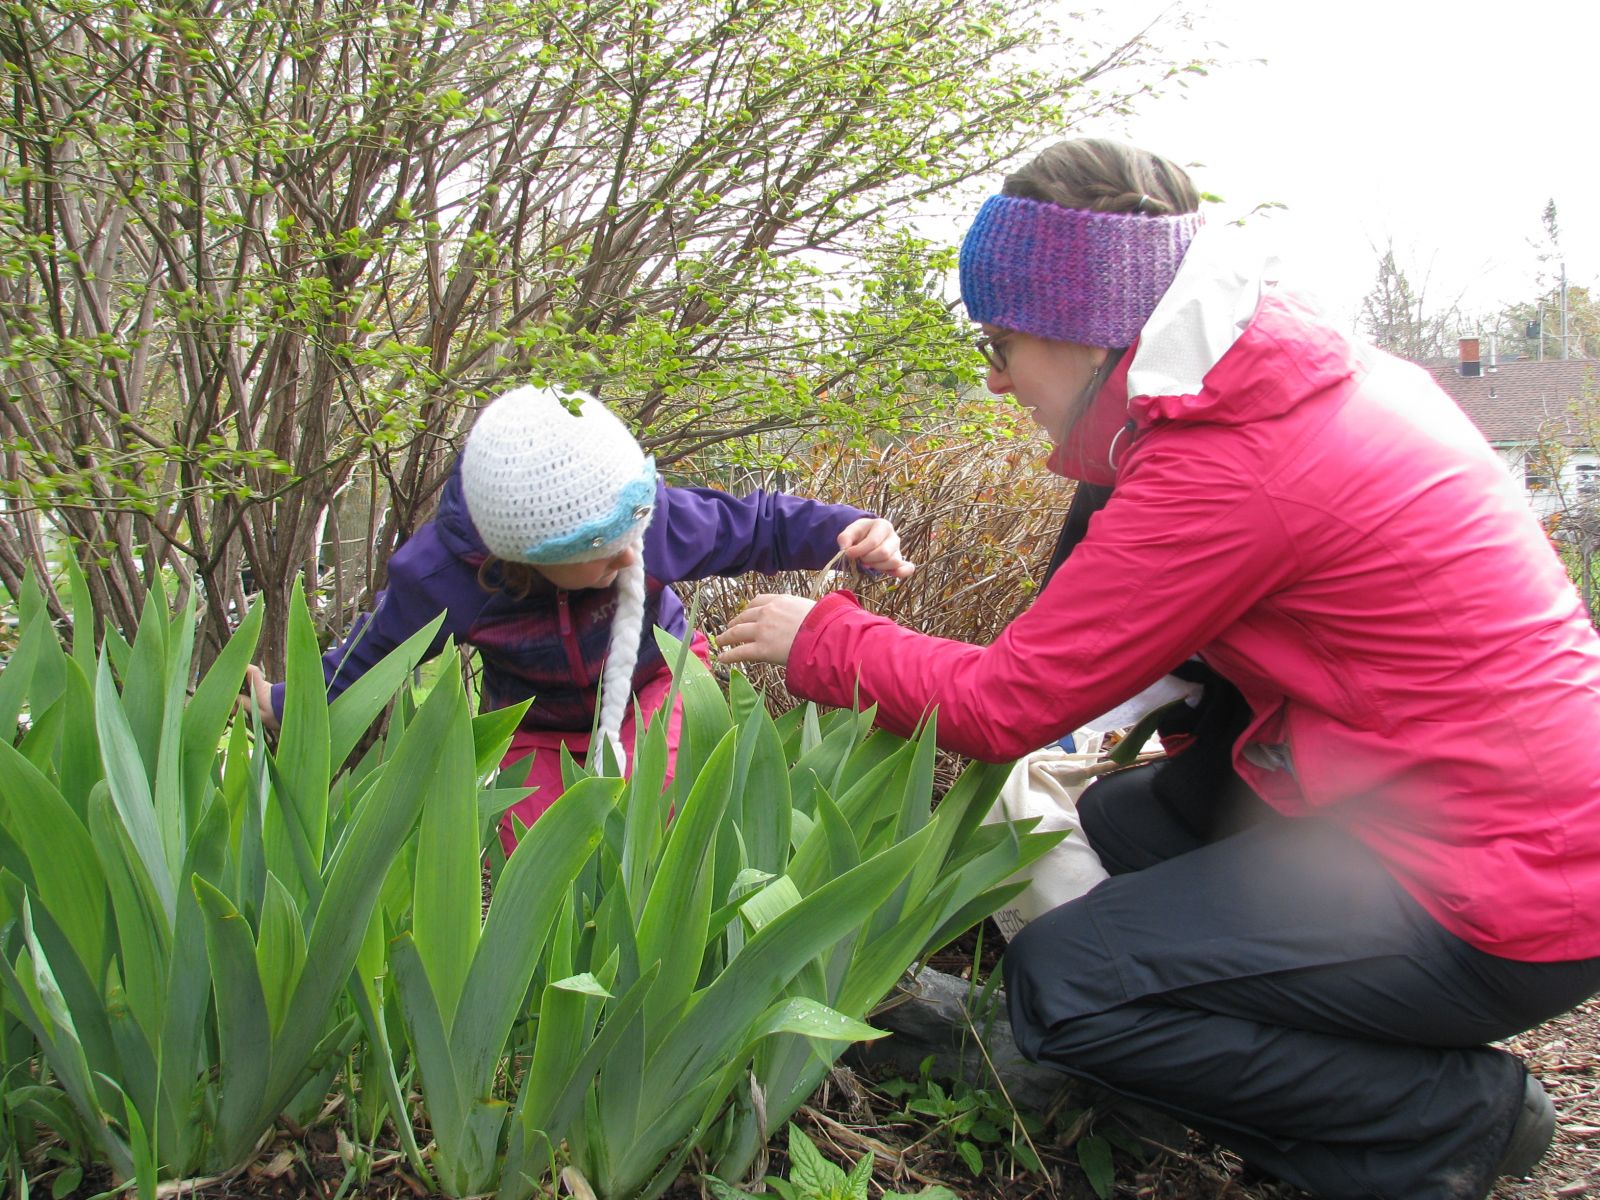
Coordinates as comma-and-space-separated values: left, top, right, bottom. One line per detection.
238, 664, 282, 734
837, 517, 915, 579
719, 594, 817, 668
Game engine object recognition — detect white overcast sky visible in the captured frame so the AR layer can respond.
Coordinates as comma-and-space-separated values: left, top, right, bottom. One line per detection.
1065, 0, 1600, 332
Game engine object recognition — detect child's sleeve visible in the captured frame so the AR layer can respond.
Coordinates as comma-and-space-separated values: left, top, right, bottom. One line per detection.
644, 482, 869, 582
268, 524, 489, 720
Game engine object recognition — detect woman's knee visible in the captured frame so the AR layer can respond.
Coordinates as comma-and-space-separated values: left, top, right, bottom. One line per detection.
1003, 901, 1111, 1061
1077, 764, 1202, 873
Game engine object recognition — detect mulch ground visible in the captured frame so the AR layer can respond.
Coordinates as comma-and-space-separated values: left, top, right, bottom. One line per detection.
657, 988, 1600, 1200
44, 980, 1600, 1200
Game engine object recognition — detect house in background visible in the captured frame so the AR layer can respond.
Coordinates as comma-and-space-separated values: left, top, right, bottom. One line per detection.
1423, 338, 1599, 521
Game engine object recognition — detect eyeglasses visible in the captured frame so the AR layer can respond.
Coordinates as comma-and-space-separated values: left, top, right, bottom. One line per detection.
975, 334, 1008, 372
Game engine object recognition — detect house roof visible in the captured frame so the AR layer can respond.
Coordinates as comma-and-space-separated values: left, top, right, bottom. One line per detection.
1423, 357, 1599, 448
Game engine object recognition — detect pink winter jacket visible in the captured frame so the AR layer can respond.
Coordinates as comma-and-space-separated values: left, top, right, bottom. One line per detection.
789, 235, 1600, 962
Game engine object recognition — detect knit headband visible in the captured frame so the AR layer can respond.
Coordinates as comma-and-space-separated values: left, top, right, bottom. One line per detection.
959, 195, 1204, 348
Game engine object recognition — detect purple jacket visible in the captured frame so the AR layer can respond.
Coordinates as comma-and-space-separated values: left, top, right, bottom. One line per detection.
272, 462, 868, 732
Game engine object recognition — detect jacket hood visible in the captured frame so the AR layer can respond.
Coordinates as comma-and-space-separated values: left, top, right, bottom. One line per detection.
436, 457, 491, 563
1048, 225, 1357, 483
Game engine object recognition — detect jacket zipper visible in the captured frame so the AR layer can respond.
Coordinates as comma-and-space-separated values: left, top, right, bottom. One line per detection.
557, 591, 589, 684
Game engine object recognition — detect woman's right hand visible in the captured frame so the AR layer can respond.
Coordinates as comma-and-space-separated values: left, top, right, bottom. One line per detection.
718, 593, 819, 669
238, 664, 281, 733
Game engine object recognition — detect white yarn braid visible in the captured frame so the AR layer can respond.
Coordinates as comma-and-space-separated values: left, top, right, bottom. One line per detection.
595, 546, 647, 776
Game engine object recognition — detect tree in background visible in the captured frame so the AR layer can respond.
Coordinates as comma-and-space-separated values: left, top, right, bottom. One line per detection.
1485, 201, 1600, 362
1358, 240, 1464, 360
0, 0, 1209, 668
1526, 369, 1600, 623
1489, 286, 1600, 363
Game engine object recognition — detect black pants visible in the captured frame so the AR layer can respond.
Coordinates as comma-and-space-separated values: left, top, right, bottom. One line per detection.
1003, 762, 1600, 1200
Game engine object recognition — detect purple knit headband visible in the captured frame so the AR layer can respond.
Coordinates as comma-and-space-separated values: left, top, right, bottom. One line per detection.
960, 195, 1204, 348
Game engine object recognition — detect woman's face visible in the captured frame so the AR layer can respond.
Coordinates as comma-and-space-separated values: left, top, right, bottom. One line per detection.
533, 543, 638, 591
980, 325, 1110, 446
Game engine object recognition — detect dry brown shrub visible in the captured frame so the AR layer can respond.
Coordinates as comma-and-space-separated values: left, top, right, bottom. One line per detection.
684, 422, 1076, 711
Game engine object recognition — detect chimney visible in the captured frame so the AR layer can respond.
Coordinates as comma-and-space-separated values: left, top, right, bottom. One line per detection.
1458, 337, 1481, 377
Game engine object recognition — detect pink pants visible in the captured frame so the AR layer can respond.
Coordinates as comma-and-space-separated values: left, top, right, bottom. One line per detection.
495, 633, 711, 856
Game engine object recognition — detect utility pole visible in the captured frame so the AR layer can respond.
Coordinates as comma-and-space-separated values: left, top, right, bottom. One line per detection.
1561, 261, 1570, 360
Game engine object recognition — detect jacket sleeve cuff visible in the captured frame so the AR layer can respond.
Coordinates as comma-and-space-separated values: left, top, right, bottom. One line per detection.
789, 590, 865, 707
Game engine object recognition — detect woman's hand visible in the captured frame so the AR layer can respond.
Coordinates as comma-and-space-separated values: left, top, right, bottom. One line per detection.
718, 594, 818, 668
238, 664, 282, 733
838, 517, 915, 579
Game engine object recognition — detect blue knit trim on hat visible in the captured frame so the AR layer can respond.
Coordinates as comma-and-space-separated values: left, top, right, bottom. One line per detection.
960, 194, 1203, 348
524, 458, 658, 563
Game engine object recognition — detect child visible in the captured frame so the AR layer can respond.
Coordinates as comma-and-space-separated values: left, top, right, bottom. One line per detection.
242, 385, 913, 852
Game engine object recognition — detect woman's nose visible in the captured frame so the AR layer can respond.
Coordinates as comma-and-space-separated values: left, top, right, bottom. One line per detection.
986, 364, 1013, 395
612, 545, 638, 570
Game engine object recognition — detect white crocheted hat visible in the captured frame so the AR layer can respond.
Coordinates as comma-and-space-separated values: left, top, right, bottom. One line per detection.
461, 386, 657, 565
462, 384, 656, 776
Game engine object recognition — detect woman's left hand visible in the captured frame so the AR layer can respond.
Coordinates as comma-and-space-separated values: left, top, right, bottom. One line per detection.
718, 593, 818, 668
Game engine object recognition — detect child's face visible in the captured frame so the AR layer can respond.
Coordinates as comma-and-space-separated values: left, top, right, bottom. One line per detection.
533, 544, 638, 591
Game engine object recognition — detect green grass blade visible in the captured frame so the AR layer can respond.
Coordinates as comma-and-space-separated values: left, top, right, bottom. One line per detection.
66, 557, 96, 676
0, 602, 49, 739
0, 741, 106, 979
727, 679, 791, 878
57, 657, 102, 821
620, 703, 671, 918
410, 657, 479, 1029
786, 783, 860, 896
644, 829, 929, 1098
274, 579, 331, 867
192, 877, 274, 1165
118, 587, 170, 791
154, 591, 198, 878
159, 795, 231, 1165
182, 599, 263, 805
347, 924, 435, 1191
93, 656, 176, 924
471, 700, 529, 777
255, 873, 308, 1037
516, 963, 659, 1162
894, 717, 937, 842
390, 932, 469, 1160
87, 785, 172, 1048
635, 729, 737, 1037
327, 612, 449, 769
272, 658, 460, 1102
651, 629, 731, 799
451, 775, 616, 1098
0, 901, 134, 1179
903, 758, 1013, 908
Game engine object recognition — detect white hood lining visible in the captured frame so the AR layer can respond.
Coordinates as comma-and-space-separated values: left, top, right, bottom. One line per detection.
1128, 224, 1282, 400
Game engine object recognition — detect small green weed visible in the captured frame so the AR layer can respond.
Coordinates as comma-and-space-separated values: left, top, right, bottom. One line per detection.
877, 1055, 1044, 1177
706, 1124, 958, 1200
1053, 1102, 1151, 1200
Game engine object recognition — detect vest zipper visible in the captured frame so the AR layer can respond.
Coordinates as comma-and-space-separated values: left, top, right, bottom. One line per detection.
557, 591, 589, 684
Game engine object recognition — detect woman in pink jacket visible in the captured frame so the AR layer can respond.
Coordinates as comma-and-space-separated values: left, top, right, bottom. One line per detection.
719, 138, 1600, 1200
